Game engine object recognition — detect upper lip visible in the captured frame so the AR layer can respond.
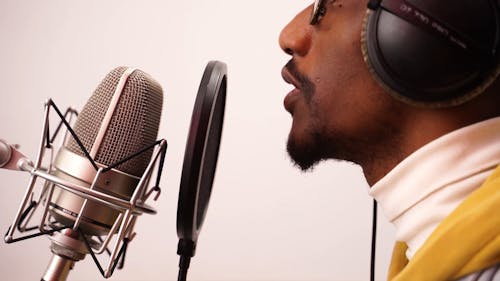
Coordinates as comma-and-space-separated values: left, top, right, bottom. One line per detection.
281, 66, 301, 90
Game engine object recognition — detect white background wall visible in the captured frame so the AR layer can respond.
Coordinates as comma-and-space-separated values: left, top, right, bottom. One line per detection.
0, 1, 395, 280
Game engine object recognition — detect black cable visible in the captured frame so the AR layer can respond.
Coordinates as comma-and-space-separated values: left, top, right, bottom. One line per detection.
370, 200, 378, 281
50, 107, 78, 144
102, 140, 162, 173
117, 238, 130, 270
79, 229, 129, 278
16, 200, 38, 231
48, 99, 99, 170
154, 144, 168, 188
4, 226, 67, 244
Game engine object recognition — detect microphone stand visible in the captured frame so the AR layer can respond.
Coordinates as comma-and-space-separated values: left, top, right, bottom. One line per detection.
41, 229, 88, 281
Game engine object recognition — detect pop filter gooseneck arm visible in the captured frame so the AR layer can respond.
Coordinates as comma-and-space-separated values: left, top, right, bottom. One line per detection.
176, 61, 227, 281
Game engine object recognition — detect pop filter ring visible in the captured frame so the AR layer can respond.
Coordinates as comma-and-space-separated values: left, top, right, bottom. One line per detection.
177, 61, 227, 251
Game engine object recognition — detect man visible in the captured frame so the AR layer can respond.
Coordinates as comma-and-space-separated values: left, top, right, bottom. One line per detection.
279, 0, 500, 280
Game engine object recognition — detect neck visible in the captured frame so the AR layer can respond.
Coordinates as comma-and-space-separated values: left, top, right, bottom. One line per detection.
360, 120, 445, 186
359, 79, 500, 186
361, 110, 495, 186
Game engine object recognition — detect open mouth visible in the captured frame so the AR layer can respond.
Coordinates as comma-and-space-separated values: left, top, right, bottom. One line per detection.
281, 66, 301, 114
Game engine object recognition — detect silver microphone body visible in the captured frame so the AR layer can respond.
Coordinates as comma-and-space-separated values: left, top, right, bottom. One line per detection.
48, 66, 163, 236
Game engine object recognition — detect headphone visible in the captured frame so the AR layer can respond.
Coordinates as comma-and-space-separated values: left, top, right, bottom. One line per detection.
361, 0, 500, 108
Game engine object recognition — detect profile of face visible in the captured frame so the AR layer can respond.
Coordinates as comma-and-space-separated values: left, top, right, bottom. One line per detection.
279, 0, 405, 171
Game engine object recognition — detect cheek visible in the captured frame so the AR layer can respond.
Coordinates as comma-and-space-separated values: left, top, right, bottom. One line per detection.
310, 64, 393, 140
300, 18, 391, 133
310, 67, 366, 124
310, 36, 387, 120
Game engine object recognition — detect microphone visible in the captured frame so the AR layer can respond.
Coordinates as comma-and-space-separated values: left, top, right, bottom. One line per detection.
3, 66, 167, 281
50, 66, 163, 236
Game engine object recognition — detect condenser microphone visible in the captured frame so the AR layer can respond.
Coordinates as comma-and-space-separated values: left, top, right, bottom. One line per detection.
3, 66, 166, 281
49, 66, 163, 236
42, 66, 163, 280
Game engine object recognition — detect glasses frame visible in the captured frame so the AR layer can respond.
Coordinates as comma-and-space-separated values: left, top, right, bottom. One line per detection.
309, 0, 482, 58
310, 0, 327, 25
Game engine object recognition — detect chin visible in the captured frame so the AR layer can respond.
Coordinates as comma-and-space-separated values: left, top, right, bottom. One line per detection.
286, 128, 324, 171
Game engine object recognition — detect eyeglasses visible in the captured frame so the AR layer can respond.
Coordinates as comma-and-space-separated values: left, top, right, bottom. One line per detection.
309, 0, 476, 56
310, 0, 327, 25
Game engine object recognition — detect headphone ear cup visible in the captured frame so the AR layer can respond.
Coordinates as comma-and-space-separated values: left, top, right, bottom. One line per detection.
361, 1, 500, 108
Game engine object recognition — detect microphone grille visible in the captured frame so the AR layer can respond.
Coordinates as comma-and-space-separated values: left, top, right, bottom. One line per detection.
67, 67, 163, 176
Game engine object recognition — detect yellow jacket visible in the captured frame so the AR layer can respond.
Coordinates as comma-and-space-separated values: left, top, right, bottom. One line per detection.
388, 165, 500, 280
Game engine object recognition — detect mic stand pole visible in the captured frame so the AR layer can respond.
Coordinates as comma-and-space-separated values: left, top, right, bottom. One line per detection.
41, 229, 88, 281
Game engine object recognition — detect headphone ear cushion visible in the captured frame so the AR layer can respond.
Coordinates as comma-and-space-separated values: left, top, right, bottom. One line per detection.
361, 2, 500, 108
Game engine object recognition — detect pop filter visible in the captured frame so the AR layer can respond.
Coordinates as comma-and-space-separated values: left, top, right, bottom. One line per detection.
176, 61, 227, 280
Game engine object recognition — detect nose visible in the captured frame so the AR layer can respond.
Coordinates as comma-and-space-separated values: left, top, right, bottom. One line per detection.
279, 7, 313, 57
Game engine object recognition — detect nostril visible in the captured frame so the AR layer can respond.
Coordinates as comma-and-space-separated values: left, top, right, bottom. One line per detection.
279, 10, 312, 57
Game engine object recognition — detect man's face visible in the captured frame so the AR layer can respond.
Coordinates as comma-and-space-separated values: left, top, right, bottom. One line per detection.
280, 1, 404, 171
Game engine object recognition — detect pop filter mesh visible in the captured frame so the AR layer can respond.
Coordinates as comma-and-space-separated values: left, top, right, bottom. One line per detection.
67, 67, 163, 176
196, 77, 226, 229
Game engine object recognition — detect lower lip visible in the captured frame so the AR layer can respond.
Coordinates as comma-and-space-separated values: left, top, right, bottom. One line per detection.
284, 88, 300, 113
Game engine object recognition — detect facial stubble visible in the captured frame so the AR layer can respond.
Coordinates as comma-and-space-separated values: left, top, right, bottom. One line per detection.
285, 60, 335, 171
284, 60, 400, 172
